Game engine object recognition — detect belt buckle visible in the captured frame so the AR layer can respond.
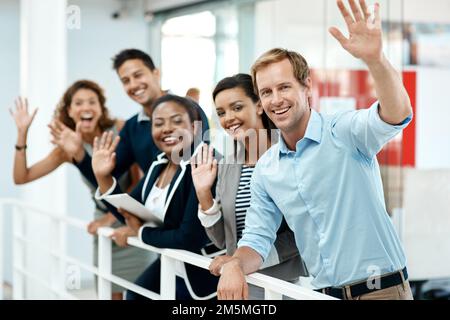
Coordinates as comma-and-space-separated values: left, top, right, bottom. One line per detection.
323, 287, 332, 296
324, 287, 346, 299
321, 287, 347, 299
341, 287, 347, 299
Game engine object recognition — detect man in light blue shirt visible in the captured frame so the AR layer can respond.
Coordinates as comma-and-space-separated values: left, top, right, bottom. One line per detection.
212, 0, 413, 300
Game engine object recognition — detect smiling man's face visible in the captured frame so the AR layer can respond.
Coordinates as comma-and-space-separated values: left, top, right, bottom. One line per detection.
256, 58, 312, 134
118, 59, 162, 109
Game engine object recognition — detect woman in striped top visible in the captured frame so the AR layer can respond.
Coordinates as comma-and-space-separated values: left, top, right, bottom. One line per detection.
191, 74, 308, 299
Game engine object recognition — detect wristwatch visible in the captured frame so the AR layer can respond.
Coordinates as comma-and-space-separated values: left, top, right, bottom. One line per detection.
15, 144, 27, 151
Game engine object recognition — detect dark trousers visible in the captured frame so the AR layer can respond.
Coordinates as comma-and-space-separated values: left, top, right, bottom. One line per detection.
126, 258, 192, 300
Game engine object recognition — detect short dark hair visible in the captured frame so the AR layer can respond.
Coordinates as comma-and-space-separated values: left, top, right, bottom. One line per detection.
152, 94, 200, 124
112, 49, 156, 71
212, 73, 276, 131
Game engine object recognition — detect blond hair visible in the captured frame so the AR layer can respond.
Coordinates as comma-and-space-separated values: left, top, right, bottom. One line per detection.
251, 48, 310, 94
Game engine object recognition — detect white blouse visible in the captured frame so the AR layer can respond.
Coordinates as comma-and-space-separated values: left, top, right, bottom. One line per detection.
144, 179, 170, 223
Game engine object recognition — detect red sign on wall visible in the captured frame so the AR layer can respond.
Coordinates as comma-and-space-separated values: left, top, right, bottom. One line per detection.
311, 69, 416, 167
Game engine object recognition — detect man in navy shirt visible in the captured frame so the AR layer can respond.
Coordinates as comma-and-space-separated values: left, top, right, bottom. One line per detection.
57, 49, 209, 185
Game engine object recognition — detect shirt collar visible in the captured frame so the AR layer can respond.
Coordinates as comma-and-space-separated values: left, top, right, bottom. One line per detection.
137, 89, 172, 123
137, 109, 151, 122
278, 109, 322, 155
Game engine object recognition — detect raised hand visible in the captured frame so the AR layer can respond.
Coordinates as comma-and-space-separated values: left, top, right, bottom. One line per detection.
329, 0, 382, 65
92, 131, 120, 178
9, 97, 38, 133
49, 120, 84, 160
191, 144, 218, 194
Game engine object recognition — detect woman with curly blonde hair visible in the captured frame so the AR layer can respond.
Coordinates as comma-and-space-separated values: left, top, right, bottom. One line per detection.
10, 80, 154, 299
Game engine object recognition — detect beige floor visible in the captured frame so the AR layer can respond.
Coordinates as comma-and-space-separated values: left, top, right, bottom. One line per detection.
1, 283, 12, 300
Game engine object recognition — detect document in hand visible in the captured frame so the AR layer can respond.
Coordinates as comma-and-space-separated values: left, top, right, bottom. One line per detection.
103, 193, 163, 227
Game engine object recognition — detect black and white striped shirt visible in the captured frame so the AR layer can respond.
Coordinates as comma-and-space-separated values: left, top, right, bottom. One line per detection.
235, 165, 255, 241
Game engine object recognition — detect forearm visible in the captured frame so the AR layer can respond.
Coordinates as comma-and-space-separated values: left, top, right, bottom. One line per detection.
196, 189, 214, 211
14, 146, 64, 184
72, 147, 86, 163
13, 131, 29, 184
367, 54, 412, 124
94, 178, 126, 224
104, 212, 117, 223
16, 129, 28, 146
227, 246, 263, 275
96, 175, 114, 194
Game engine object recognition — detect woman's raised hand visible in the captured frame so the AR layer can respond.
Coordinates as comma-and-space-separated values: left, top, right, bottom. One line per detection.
9, 97, 38, 133
48, 120, 83, 160
191, 144, 218, 194
92, 131, 120, 178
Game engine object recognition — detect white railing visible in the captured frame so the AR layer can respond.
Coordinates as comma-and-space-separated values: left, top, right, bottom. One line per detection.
0, 198, 335, 300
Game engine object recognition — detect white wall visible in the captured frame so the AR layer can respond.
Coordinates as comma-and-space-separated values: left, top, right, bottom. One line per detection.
416, 67, 450, 169
0, 0, 20, 286
253, 0, 450, 70
403, 0, 450, 24
402, 168, 450, 280
254, 0, 365, 70
68, 0, 150, 120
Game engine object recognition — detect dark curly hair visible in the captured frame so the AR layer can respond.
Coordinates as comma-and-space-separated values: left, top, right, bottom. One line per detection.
54, 80, 115, 131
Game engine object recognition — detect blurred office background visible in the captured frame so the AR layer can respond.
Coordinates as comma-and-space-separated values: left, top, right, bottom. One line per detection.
1, 0, 450, 299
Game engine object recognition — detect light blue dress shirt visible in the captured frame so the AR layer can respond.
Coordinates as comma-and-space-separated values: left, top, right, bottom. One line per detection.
238, 102, 412, 289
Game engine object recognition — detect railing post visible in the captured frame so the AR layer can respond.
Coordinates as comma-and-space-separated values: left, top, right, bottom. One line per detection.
160, 254, 176, 299
58, 220, 72, 298
264, 288, 283, 300
97, 227, 112, 300
12, 206, 25, 300
49, 218, 68, 299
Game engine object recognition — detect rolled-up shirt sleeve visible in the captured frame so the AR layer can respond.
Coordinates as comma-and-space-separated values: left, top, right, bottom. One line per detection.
237, 164, 282, 262
332, 101, 412, 159
197, 199, 222, 228
94, 177, 118, 200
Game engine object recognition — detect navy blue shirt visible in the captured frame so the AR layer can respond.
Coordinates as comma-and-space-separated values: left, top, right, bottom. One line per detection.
75, 104, 210, 187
